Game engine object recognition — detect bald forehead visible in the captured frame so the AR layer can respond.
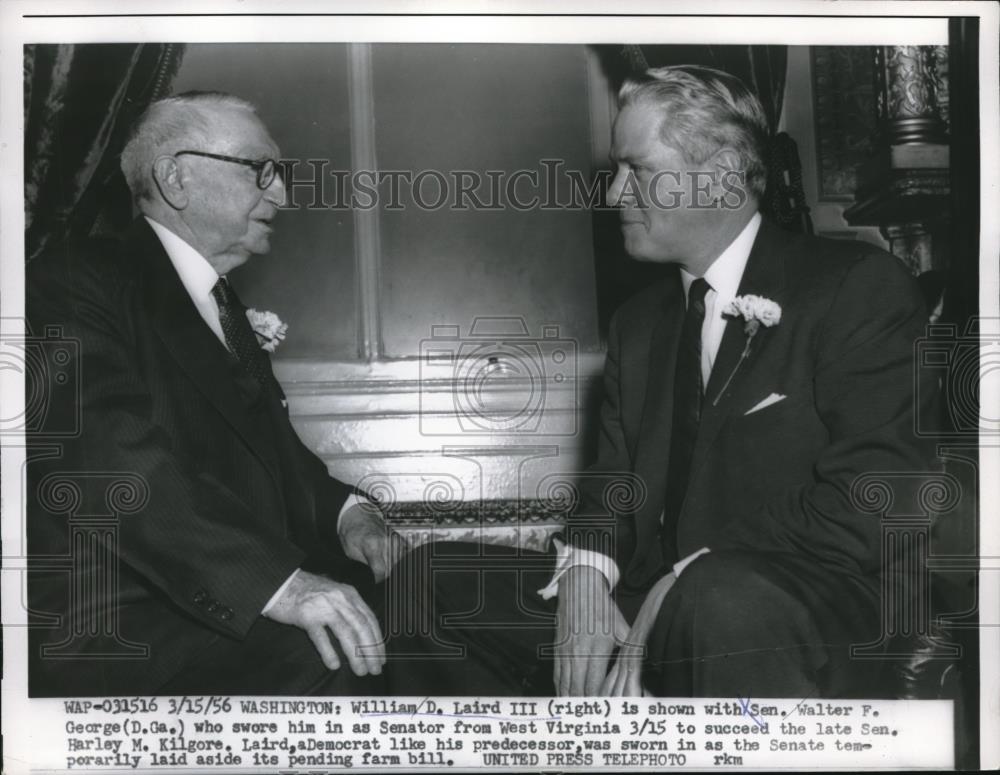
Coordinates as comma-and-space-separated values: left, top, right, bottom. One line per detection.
192, 104, 280, 157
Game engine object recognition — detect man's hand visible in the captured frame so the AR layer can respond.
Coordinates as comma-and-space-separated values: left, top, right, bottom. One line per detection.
554, 565, 629, 696
339, 502, 404, 582
263, 569, 385, 675
601, 571, 676, 697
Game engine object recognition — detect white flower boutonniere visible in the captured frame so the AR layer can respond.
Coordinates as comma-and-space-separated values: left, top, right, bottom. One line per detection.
245, 308, 288, 353
723, 294, 782, 335
712, 294, 782, 406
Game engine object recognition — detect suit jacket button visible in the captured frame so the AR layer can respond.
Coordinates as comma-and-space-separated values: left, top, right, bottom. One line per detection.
207, 602, 220, 614
193, 590, 208, 605
220, 608, 234, 621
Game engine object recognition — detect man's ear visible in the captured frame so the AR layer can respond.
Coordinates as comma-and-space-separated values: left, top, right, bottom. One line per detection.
151, 155, 189, 210
712, 148, 743, 184
710, 148, 749, 206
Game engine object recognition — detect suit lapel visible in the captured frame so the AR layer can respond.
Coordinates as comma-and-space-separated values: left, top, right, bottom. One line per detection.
690, 218, 788, 482
130, 220, 281, 487
632, 273, 685, 549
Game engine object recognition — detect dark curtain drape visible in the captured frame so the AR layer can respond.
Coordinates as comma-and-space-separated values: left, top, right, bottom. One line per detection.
616, 44, 813, 234
24, 43, 185, 262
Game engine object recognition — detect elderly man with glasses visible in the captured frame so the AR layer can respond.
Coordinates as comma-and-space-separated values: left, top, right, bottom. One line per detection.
26, 91, 396, 696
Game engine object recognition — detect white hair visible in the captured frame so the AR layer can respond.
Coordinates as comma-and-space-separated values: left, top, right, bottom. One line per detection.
618, 65, 770, 200
119, 91, 258, 202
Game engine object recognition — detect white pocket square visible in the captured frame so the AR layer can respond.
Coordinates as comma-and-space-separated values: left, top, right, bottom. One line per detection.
745, 393, 786, 415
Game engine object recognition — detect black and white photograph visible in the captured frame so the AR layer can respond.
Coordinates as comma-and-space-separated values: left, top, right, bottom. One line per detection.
2, 1, 997, 772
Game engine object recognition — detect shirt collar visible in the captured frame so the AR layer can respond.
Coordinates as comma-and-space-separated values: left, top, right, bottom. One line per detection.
144, 216, 221, 302
680, 211, 762, 302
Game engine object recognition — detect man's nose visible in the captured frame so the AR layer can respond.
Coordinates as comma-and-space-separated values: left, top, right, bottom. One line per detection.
264, 169, 287, 206
607, 168, 630, 207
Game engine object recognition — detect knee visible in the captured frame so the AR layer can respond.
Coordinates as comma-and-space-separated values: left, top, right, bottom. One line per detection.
390, 540, 494, 607
666, 552, 804, 636
394, 539, 471, 579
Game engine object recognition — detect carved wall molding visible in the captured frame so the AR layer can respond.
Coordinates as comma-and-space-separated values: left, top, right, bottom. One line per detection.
930, 45, 950, 130
275, 355, 605, 502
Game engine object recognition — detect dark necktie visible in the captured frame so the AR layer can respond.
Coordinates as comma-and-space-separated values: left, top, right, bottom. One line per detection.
211, 278, 269, 385
661, 277, 711, 564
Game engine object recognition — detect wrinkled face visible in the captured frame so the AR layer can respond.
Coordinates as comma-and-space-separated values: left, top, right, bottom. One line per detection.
607, 100, 716, 267
176, 107, 285, 265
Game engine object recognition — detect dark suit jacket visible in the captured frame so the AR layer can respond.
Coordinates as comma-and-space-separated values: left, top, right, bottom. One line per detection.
26, 219, 354, 695
568, 218, 938, 609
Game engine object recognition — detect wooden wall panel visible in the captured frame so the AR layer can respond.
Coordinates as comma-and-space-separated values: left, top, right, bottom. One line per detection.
372, 44, 601, 358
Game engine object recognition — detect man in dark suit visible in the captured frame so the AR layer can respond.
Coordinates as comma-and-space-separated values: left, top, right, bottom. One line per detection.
27, 92, 394, 696
392, 65, 938, 698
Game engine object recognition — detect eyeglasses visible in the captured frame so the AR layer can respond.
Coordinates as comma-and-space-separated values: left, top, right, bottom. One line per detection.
174, 150, 281, 189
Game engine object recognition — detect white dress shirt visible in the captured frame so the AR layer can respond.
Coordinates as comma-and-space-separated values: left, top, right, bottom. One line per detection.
144, 216, 364, 614
538, 212, 763, 599
145, 217, 228, 345
681, 212, 761, 389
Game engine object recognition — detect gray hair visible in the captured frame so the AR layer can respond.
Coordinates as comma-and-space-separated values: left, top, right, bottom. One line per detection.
618, 65, 770, 200
119, 91, 258, 202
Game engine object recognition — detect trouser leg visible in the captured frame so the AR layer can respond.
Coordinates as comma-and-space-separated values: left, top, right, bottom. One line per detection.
385, 541, 558, 695
644, 551, 877, 698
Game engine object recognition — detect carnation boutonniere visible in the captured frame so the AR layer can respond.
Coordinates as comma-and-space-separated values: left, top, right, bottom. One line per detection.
245, 308, 288, 353
711, 294, 782, 406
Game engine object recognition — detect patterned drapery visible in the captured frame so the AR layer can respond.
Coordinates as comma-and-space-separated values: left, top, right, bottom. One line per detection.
24, 43, 185, 261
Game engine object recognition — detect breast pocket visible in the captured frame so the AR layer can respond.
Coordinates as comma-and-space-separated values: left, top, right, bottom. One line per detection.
731, 391, 814, 436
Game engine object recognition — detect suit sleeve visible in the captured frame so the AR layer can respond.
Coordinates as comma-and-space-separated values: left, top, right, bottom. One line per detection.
562, 311, 639, 572
729, 252, 939, 575
29, 251, 305, 639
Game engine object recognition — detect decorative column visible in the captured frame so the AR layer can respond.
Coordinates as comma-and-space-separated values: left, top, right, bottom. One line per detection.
845, 46, 950, 275
875, 46, 948, 144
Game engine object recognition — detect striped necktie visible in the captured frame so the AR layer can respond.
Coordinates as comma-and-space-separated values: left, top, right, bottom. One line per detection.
211, 278, 269, 386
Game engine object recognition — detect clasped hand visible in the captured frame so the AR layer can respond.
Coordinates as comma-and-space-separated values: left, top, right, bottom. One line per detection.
554, 565, 629, 695
555, 566, 677, 696
599, 571, 676, 696
339, 501, 406, 582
